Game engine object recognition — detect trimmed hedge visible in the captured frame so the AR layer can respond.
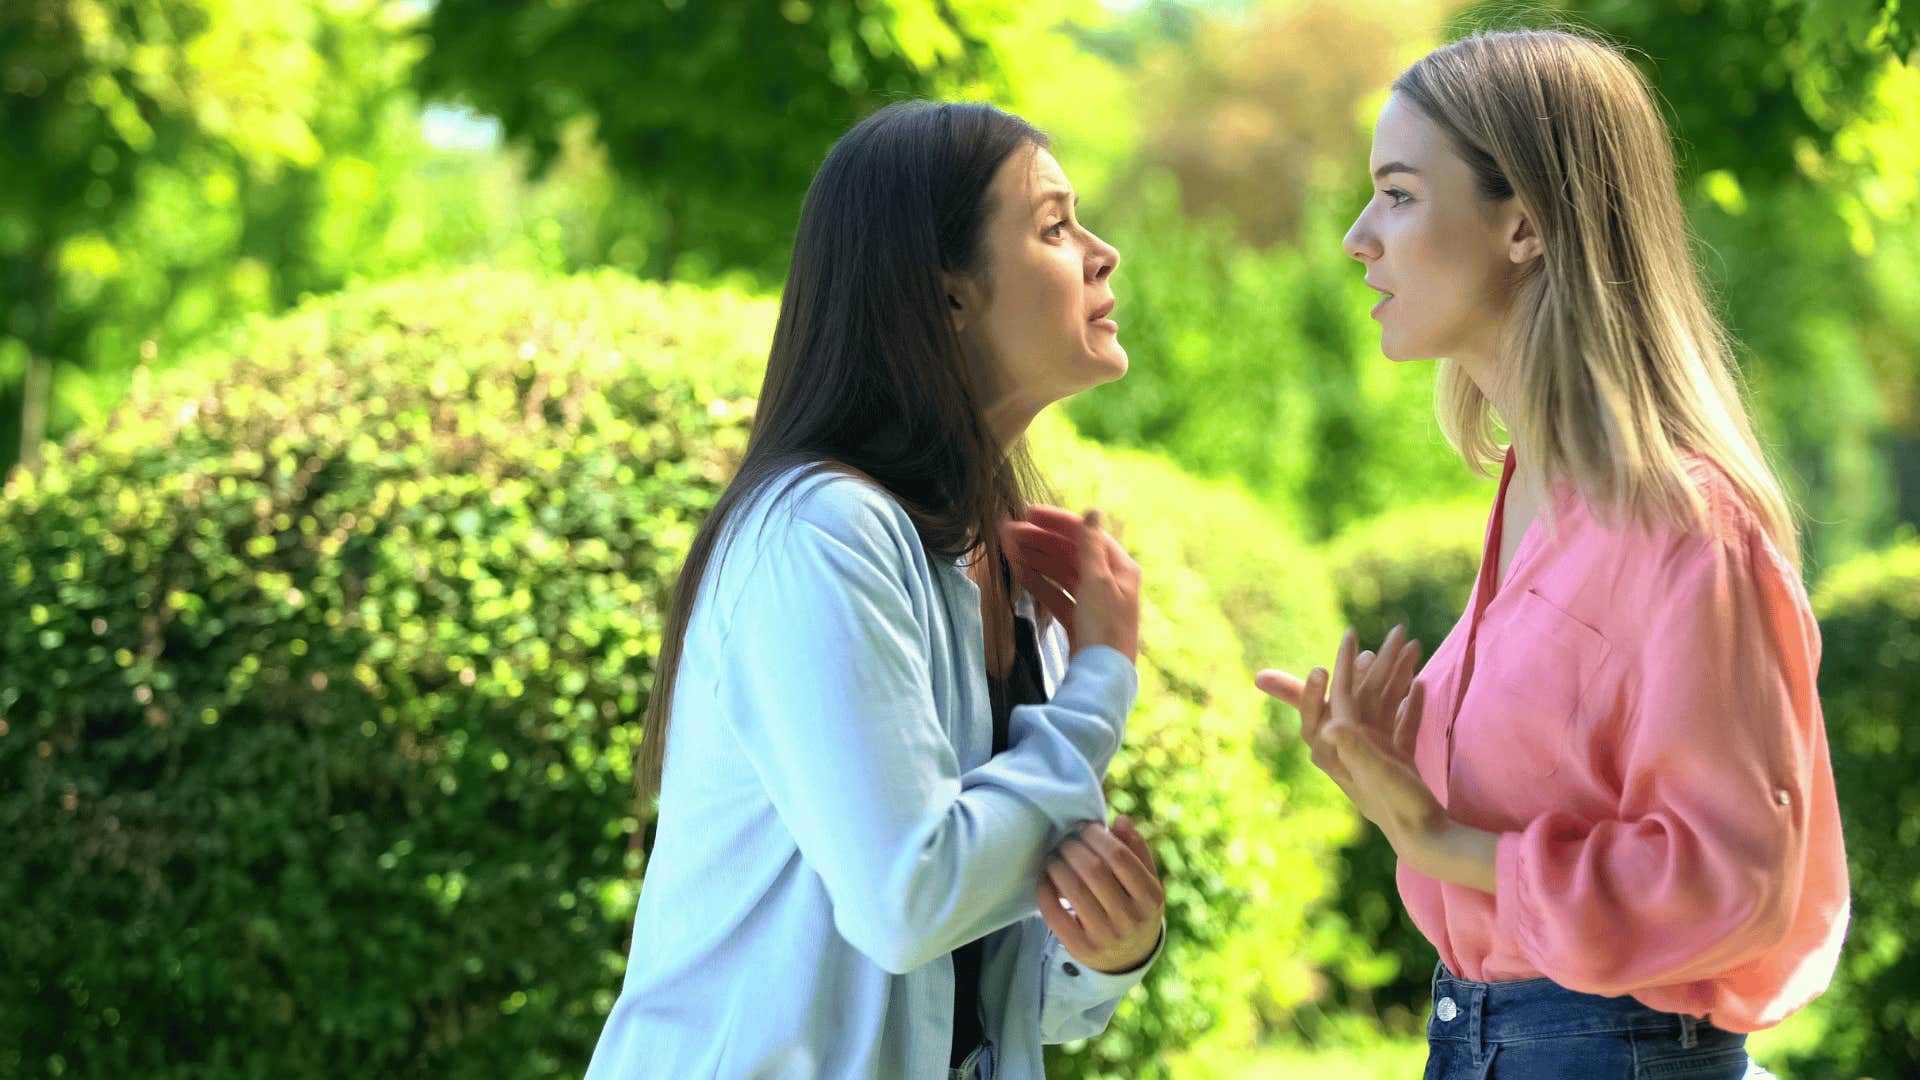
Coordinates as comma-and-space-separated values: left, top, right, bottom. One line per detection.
1, 268, 1349, 1078
0, 269, 764, 1078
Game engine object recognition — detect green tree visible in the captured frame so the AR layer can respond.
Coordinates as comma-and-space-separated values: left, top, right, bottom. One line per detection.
0, 0, 431, 476
415, 0, 1007, 284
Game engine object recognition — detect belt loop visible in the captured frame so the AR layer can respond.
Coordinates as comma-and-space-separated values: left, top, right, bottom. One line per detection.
1469, 985, 1487, 1062
1679, 1014, 1699, 1049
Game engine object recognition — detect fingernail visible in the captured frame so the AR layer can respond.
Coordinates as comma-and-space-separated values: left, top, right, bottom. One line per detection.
1084, 509, 1101, 528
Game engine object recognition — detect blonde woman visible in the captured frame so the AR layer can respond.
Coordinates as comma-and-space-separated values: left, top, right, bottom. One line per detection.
1258, 29, 1849, 1079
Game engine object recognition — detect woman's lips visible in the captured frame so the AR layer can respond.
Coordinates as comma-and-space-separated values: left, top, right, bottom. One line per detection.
1089, 299, 1118, 333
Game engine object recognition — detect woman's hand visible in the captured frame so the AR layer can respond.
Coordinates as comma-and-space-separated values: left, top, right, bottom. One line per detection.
1001, 504, 1140, 663
1256, 625, 1422, 787
1036, 815, 1165, 974
1257, 628, 1447, 851
1258, 628, 1497, 892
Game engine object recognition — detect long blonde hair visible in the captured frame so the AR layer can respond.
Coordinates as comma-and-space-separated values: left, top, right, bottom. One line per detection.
1396, 29, 1801, 568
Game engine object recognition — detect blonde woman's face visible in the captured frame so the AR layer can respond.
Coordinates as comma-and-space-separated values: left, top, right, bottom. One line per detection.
1344, 96, 1525, 369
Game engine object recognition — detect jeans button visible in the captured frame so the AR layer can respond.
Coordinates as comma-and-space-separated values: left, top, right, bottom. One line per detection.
1436, 996, 1459, 1022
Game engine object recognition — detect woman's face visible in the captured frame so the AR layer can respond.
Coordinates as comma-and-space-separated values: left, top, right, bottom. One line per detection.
951, 145, 1124, 440
1343, 95, 1532, 370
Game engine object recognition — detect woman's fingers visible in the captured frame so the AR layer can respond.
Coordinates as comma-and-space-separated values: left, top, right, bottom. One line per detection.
1022, 503, 1088, 536
1003, 520, 1079, 577
1110, 814, 1161, 880
1330, 628, 1359, 717
1393, 679, 1426, 762
1077, 509, 1109, 581
1384, 637, 1423, 715
1070, 508, 1141, 662
1253, 668, 1308, 708
1044, 853, 1117, 942
1299, 667, 1329, 743
1081, 820, 1164, 912
1012, 562, 1076, 642
1357, 624, 1406, 707
1058, 831, 1140, 927
1036, 876, 1094, 957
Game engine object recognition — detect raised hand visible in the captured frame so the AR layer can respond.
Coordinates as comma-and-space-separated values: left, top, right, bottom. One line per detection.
1256, 625, 1423, 764
1256, 626, 1439, 842
1001, 505, 1140, 662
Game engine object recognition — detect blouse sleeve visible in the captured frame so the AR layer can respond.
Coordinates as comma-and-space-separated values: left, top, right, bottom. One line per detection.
1493, 524, 1829, 996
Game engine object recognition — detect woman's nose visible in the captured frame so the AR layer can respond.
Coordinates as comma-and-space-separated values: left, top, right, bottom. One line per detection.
1088, 232, 1119, 282
1343, 212, 1377, 262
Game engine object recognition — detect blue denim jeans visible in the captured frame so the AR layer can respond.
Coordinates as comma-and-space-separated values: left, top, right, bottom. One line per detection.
1425, 963, 1772, 1079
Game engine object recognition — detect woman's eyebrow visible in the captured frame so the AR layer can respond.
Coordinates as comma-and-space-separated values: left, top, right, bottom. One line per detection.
1034, 188, 1079, 212
1372, 161, 1421, 181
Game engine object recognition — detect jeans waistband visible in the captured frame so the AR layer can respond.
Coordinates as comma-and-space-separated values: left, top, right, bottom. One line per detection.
1430, 962, 1712, 1044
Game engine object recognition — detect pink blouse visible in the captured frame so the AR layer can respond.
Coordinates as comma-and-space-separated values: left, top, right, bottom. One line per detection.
1399, 450, 1850, 1032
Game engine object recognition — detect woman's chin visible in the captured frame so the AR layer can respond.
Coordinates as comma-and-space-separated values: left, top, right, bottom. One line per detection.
1084, 343, 1129, 383
1377, 334, 1433, 364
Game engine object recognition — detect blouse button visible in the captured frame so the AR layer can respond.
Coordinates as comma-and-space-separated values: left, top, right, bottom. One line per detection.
1775, 788, 1792, 807
1062, 962, 1081, 977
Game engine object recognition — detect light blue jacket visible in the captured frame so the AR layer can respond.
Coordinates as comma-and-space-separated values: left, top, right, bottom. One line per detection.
586, 466, 1156, 1078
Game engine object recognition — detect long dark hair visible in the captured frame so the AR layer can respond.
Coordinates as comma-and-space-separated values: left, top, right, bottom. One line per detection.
637, 101, 1051, 813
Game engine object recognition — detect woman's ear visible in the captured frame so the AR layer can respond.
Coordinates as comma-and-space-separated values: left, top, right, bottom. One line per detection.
940, 272, 984, 334
1507, 208, 1545, 265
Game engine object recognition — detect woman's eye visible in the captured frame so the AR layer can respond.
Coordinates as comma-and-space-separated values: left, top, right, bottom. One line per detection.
1382, 188, 1412, 207
1045, 220, 1067, 239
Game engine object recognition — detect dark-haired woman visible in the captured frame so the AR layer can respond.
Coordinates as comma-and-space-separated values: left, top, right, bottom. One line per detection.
585, 102, 1165, 1080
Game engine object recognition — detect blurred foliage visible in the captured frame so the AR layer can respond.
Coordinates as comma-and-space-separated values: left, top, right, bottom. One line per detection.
0, 269, 765, 1077
413, 0, 1163, 286
1457, 0, 1919, 192
1787, 538, 1920, 1079
417, 0, 978, 283
1133, 0, 1452, 248
0, 0, 425, 469
1068, 180, 1478, 540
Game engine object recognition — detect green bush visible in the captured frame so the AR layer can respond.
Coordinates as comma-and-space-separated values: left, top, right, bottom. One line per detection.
1, 268, 1350, 1077
1781, 540, 1920, 1077
1323, 496, 1488, 651
0, 268, 764, 1078
1310, 496, 1488, 1031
